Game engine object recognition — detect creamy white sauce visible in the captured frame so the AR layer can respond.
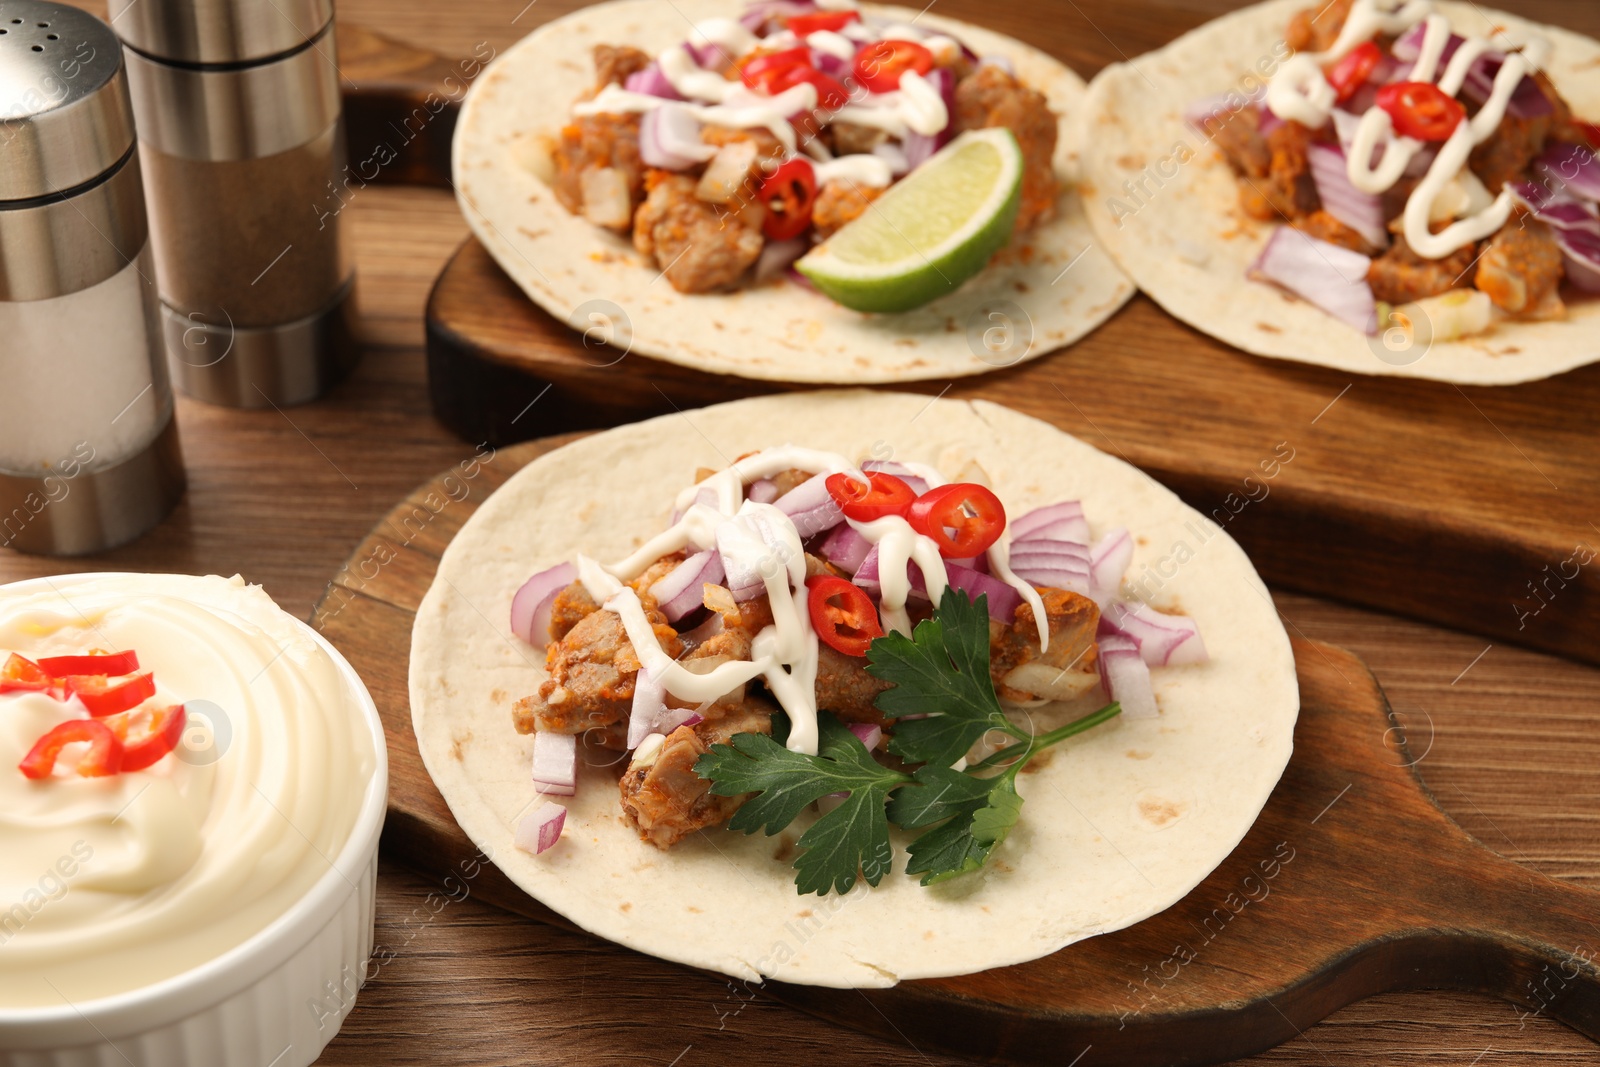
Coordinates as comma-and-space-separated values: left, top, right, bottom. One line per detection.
848, 515, 949, 636
1264, 0, 1549, 258
814, 153, 895, 187
807, 29, 857, 61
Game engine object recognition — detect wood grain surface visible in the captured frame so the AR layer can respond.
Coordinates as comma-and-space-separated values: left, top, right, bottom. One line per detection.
313, 435, 1600, 1067
11, 1, 1600, 1064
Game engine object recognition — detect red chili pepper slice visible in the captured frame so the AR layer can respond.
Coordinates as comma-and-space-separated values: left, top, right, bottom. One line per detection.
36, 650, 140, 677
853, 39, 934, 94
1325, 42, 1382, 104
1376, 81, 1465, 142
787, 10, 859, 34
807, 576, 884, 658
66, 672, 157, 718
18, 719, 123, 779
740, 46, 812, 94
825, 471, 917, 522
767, 63, 851, 111
0, 653, 54, 694
758, 156, 819, 240
906, 483, 1008, 559
113, 704, 188, 773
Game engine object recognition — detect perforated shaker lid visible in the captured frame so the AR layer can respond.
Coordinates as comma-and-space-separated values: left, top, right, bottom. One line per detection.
0, 0, 134, 202
105, 0, 334, 66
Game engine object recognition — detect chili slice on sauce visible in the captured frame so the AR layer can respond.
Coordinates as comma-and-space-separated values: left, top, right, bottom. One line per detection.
0, 653, 54, 694
906, 483, 1007, 559
36, 650, 140, 677
1376, 81, 1465, 142
853, 39, 934, 94
825, 471, 916, 522
66, 672, 158, 718
1325, 41, 1382, 104
18, 719, 123, 779
787, 10, 859, 34
114, 704, 188, 773
758, 157, 819, 240
807, 576, 884, 657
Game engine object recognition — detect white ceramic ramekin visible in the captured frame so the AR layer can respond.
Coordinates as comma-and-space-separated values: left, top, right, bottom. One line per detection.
0, 574, 389, 1067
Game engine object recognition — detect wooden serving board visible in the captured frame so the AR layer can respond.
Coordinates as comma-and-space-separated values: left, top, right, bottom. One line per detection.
311, 437, 1600, 1067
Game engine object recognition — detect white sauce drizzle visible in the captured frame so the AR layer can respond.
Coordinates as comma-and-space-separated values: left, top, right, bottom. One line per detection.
814, 154, 894, 187
1263, 0, 1550, 258
847, 515, 949, 636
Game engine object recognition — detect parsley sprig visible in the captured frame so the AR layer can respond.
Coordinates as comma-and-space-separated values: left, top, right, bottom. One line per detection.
695, 590, 1122, 896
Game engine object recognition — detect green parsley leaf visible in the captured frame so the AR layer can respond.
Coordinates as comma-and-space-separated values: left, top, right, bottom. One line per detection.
695, 713, 910, 896
890, 765, 1025, 885
866, 590, 1013, 768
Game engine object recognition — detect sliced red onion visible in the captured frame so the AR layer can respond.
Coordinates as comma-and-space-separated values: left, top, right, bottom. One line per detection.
1098, 634, 1157, 720
1556, 227, 1600, 293
739, 0, 817, 35
1102, 601, 1208, 667
756, 237, 808, 281
1008, 541, 1091, 571
659, 706, 703, 733
847, 722, 882, 750
812, 48, 852, 81
853, 547, 930, 601
1184, 80, 1267, 135
628, 666, 667, 749
774, 471, 844, 538
672, 486, 717, 524
640, 103, 717, 171
531, 731, 577, 796
511, 562, 576, 644
1247, 227, 1378, 335
902, 68, 956, 171
1257, 104, 1283, 137
873, 141, 910, 176
1308, 142, 1388, 249
1010, 501, 1088, 544
1008, 561, 1091, 597
624, 63, 684, 101
747, 478, 779, 504
1538, 142, 1600, 203
945, 562, 1022, 622
1462, 53, 1551, 119
1392, 23, 1462, 66
679, 610, 725, 651
786, 265, 818, 291
649, 550, 724, 623
819, 523, 873, 573
860, 460, 930, 495
1089, 527, 1133, 607
1508, 181, 1600, 234
515, 801, 567, 855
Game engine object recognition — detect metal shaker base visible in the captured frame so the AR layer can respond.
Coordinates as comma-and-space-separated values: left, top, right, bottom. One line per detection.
0, 413, 186, 557
163, 276, 360, 408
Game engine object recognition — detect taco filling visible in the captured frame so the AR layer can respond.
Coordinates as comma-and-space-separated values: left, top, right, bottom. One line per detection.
545, 1, 1059, 299
506, 446, 1206, 894
1192, 0, 1600, 340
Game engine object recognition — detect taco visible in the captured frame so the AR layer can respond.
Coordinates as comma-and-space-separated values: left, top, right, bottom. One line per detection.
451, 0, 1133, 382
409, 391, 1299, 986
1080, 0, 1600, 384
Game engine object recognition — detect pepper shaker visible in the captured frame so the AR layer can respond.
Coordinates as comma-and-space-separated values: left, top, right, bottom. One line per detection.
107, 0, 358, 408
0, 0, 186, 556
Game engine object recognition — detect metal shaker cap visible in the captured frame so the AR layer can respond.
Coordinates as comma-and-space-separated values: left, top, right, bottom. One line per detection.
0, 0, 135, 202
104, 0, 333, 66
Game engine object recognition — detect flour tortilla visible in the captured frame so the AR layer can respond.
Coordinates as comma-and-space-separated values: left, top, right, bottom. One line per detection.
409, 390, 1299, 987
452, 0, 1134, 383
1078, 0, 1600, 385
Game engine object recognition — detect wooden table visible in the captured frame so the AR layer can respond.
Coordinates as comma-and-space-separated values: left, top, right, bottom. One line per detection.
21, 0, 1600, 1063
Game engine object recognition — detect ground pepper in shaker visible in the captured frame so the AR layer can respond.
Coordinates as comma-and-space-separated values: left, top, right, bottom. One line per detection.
108, 0, 358, 408
0, 0, 186, 556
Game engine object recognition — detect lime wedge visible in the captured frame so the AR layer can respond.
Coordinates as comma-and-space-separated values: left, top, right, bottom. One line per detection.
797, 128, 1023, 313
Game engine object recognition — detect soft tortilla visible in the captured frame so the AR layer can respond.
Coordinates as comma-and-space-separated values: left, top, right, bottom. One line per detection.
1078, 0, 1600, 384
452, 0, 1134, 383
409, 390, 1299, 987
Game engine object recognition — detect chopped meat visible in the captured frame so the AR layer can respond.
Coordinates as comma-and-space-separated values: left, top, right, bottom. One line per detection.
702, 124, 786, 167
1470, 112, 1555, 193
1201, 104, 1271, 182
1475, 216, 1565, 315
1368, 232, 1478, 304
812, 180, 882, 238
989, 587, 1101, 703
620, 697, 776, 848
953, 64, 1060, 231
1293, 209, 1376, 254
1264, 121, 1321, 220
548, 581, 599, 642
551, 114, 645, 227
830, 121, 889, 156
632, 171, 765, 293
1285, 0, 1353, 53
512, 591, 681, 741
593, 44, 650, 91
814, 643, 892, 724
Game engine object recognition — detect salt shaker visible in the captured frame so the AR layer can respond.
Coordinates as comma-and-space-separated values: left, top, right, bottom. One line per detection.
108, 0, 358, 408
0, 0, 186, 556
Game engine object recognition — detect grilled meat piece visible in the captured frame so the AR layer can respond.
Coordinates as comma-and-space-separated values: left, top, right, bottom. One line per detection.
548, 581, 599, 642
633, 172, 766, 293
990, 587, 1101, 703
1293, 209, 1377, 254
1285, 0, 1353, 53
620, 697, 777, 848
814, 643, 892, 724
593, 44, 650, 90
953, 64, 1060, 231
1475, 216, 1565, 315
1368, 232, 1478, 304
812, 180, 883, 238
551, 113, 645, 230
